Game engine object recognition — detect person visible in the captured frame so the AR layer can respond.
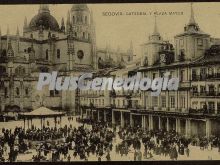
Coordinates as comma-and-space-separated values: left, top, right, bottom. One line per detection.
134, 150, 137, 161
137, 150, 142, 161
185, 147, 189, 157
169, 145, 178, 160
67, 154, 71, 162
106, 152, 111, 161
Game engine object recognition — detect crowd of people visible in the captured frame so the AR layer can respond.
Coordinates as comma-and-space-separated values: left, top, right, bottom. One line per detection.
0, 117, 220, 162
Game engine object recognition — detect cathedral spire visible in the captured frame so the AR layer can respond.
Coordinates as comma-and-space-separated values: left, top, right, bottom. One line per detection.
188, 3, 196, 25
130, 40, 133, 52
7, 25, 10, 35
16, 26, 19, 36
24, 16, 27, 29
67, 10, 70, 26
66, 10, 71, 34
39, 4, 50, 14
61, 17, 65, 32
7, 39, 14, 57
153, 15, 159, 35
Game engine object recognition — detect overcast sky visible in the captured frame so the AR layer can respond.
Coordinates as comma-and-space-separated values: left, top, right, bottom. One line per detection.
1, 3, 220, 57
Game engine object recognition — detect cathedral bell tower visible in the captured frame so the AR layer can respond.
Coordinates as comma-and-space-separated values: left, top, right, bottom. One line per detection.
66, 4, 97, 70
141, 16, 163, 66
174, 3, 210, 61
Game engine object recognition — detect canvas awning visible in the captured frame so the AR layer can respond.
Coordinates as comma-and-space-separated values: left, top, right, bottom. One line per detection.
19, 106, 65, 119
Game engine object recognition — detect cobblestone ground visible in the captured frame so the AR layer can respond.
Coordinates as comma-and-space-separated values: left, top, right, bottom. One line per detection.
1, 116, 220, 161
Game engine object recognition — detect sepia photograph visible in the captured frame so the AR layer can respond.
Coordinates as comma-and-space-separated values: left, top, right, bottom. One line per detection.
0, 1, 220, 162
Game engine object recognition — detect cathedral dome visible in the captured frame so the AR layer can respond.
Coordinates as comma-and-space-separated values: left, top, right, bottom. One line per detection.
29, 5, 60, 31
71, 4, 89, 11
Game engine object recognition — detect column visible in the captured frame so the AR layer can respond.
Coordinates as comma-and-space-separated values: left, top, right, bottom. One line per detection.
54, 117, 57, 128
185, 119, 191, 137
176, 118, 180, 133
185, 119, 188, 136
104, 110, 107, 122
188, 119, 191, 137
27, 119, 30, 129
206, 119, 211, 139
120, 111, 124, 128
130, 113, 133, 127
86, 109, 88, 118
97, 110, 100, 121
158, 116, 161, 130
24, 118, 26, 130
149, 115, 153, 130
81, 107, 83, 118
40, 118, 43, 129
31, 118, 33, 128
142, 115, 146, 129
60, 116, 62, 127
215, 100, 218, 114
91, 110, 94, 120
43, 118, 45, 127
112, 110, 115, 125
166, 118, 169, 132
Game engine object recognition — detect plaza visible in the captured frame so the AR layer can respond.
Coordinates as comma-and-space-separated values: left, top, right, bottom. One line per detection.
0, 115, 220, 162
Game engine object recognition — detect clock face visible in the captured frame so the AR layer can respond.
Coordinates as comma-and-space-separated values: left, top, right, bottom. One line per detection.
160, 54, 166, 63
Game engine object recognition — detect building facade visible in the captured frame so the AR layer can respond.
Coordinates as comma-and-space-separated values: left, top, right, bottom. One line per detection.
0, 4, 133, 118
80, 4, 220, 139
0, 4, 97, 115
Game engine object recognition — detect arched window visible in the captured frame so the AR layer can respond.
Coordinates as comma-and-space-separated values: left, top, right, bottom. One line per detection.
83, 32, 85, 39
57, 49, 60, 59
25, 88, 29, 95
85, 16, 87, 24
46, 49, 48, 60
30, 33, 33, 38
73, 16, 75, 24
39, 67, 49, 73
27, 47, 32, 53
88, 33, 90, 40
16, 87, 20, 96
208, 67, 214, 76
2, 49, 6, 57
74, 32, 77, 37
15, 66, 25, 76
0, 66, 6, 74
4, 87, 7, 98
77, 50, 84, 60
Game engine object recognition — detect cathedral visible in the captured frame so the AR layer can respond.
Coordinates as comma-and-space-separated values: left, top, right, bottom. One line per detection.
0, 4, 99, 115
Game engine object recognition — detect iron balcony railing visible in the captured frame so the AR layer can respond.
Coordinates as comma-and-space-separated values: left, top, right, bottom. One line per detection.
192, 74, 220, 81
191, 91, 220, 97
188, 108, 219, 114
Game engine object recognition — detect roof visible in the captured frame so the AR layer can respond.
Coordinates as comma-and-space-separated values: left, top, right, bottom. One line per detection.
29, 12, 60, 32
71, 4, 89, 11
20, 106, 65, 118
191, 54, 220, 65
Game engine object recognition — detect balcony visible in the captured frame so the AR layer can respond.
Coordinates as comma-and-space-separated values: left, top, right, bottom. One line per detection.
179, 81, 190, 89
191, 91, 220, 97
192, 74, 220, 81
189, 108, 217, 115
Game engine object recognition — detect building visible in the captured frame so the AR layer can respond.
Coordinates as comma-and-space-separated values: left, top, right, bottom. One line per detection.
0, 4, 134, 119
80, 4, 220, 139
0, 4, 97, 115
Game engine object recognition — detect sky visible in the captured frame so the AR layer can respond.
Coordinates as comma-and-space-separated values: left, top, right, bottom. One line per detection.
0, 3, 220, 57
